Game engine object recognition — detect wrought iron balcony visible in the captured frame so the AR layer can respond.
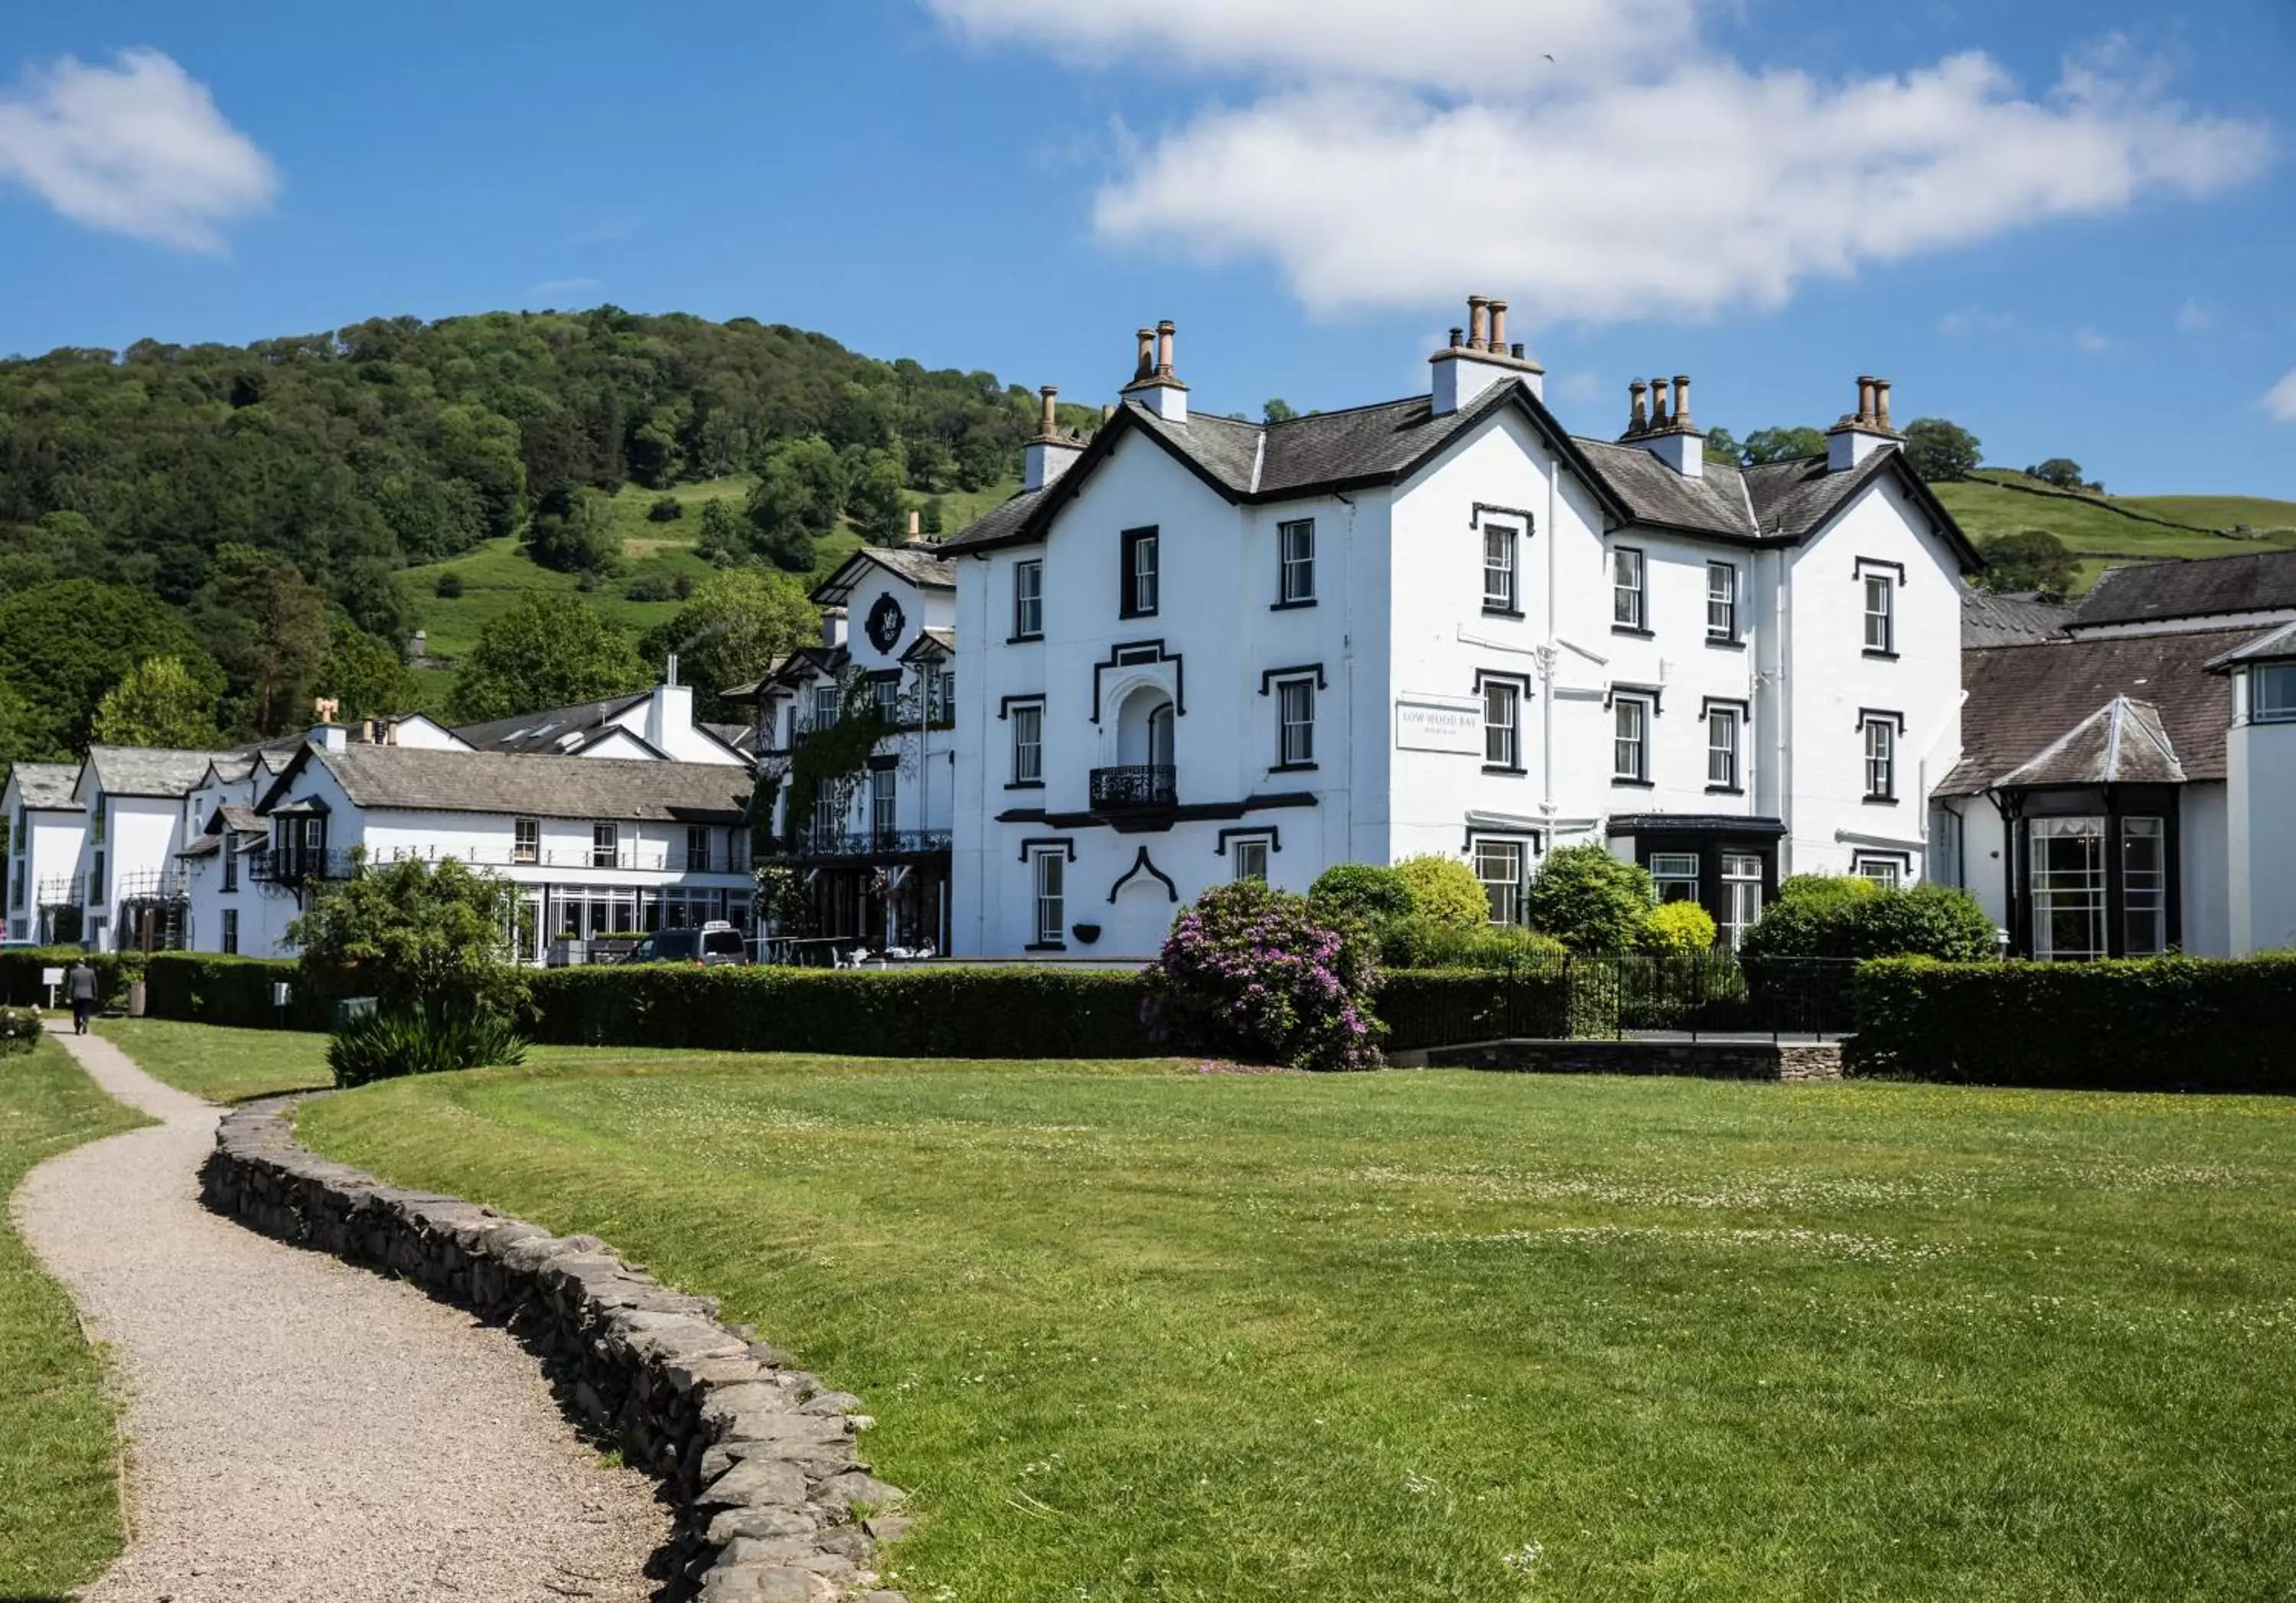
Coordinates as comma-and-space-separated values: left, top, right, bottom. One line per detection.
249, 847, 359, 885
1090, 764, 1177, 811
765, 828, 951, 860
35, 876, 80, 908
114, 868, 190, 903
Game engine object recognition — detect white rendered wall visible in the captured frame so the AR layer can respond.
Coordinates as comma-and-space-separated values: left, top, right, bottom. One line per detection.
2179, 781, 2232, 958
2229, 720, 2296, 955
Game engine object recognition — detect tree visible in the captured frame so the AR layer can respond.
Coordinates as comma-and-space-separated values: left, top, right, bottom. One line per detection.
289, 857, 527, 1019
745, 435, 845, 572
1703, 426, 1743, 465
0, 579, 224, 756
1521, 844, 1657, 953
2027, 458, 2084, 490
197, 545, 330, 734
1902, 417, 1981, 482
846, 454, 908, 547
525, 477, 621, 574
1264, 398, 1298, 424
0, 678, 57, 766
446, 593, 648, 723
90, 656, 223, 749
1309, 863, 1414, 931
313, 621, 416, 720
693, 500, 745, 566
1740, 426, 1828, 465
637, 568, 818, 709
1977, 530, 2080, 597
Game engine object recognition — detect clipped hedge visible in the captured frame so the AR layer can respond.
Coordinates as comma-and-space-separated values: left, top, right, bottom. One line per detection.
525, 964, 1157, 1058
143, 953, 326, 1030
1378, 968, 1570, 1050
1851, 955, 2296, 1090
0, 948, 129, 1010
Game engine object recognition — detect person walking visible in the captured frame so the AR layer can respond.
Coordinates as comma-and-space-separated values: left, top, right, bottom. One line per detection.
66, 958, 98, 1036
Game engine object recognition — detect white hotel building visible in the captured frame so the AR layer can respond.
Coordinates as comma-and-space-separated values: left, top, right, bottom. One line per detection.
938, 302, 1980, 960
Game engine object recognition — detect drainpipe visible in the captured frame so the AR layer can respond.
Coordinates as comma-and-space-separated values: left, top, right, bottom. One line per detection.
1336, 490, 1357, 860
1541, 458, 1561, 828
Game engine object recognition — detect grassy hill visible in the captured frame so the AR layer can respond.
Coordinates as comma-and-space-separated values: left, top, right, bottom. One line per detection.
1933, 471, 2296, 593
398, 477, 1019, 715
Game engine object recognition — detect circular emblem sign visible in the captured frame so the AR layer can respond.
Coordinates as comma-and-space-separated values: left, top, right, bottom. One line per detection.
866, 593, 906, 655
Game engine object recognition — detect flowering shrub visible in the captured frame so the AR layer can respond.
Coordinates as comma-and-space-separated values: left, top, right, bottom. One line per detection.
1143, 880, 1384, 1072
0, 1004, 41, 1055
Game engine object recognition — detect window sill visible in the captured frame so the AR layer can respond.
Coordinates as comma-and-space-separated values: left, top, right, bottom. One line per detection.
1706, 635, 1745, 650
1269, 762, 1319, 775
1118, 609, 1159, 622
1269, 598, 1318, 612
1482, 764, 1528, 776
1704, 785, 1744, 795
1005, 780, 1044, 791
1482, 604, 1525, 619
1863, 795, 1900, 806
1612, 777, 1654, 788
1024, 941, 1068, 953
1006, 633, 1044, 645
1863, 648, 1900, 661
1611, 624, 1653, 639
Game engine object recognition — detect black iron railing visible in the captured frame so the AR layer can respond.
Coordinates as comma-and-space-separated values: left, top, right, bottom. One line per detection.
35, 876, 79, 907
765, 829, 951, 860
1090, 764, 1177, 809
113, 869, 190, 903
249, 847, 359, 885
1386, 953, 1860, 1049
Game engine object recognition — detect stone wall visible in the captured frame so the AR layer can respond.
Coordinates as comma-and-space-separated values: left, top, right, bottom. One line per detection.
201, 1102, 910, 1603
1420, 1038, 1844, 1080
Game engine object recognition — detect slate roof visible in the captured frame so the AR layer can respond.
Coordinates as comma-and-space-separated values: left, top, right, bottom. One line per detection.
271, 746, 752, 823
1939, 628, 2249, 795
2074, 548, 2296, 629
1962, 589, 2074, 647
2206, 619, 2296, 671
902, 626, 956, 660
1996, 697, 2186, 787
936, 487, 1048, 554
8, 761, 80, 808
703, 721, 757, 754
452, 693, 652, 756
217, 804, 265, 834
84, 746, 227, 798
1573, 438, 1756, 537
812, 543, 957, 605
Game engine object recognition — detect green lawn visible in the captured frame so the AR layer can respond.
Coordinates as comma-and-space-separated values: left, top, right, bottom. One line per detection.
1933, 475, 2296, 593
95, 1018, 330, 1103
292, 1050, 2296, 1601
0, 1035, 148, 1594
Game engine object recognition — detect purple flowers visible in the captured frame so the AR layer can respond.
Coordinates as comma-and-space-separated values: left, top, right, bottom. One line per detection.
1140, 880, 1385, 1072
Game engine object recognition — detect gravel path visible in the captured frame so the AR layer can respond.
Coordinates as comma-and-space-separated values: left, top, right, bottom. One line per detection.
12, 1030, 671, 1602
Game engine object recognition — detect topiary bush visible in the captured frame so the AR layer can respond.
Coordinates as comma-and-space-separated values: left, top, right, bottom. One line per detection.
1639, 900, 1717, 955
1380, 916, 1564, 971
1391, 854, 1490, 930
1309, 863, 1414, 932
0, 1005, 41, 1055
328, 1007, 529, 1089
1143, 880, 1384, 1071
1743, 880, 1994, 961
1521, 844, 1656, 953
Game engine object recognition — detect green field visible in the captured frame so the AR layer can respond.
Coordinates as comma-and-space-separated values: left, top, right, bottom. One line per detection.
0, 1035, 148, 1594
276, 1046, 2296, 1602
1935, 472, 2296, 592
94, 1018, 330, 1104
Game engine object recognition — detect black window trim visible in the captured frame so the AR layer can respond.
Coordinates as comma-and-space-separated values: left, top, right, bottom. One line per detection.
1214, 825, 1282, 857
1481, 521, 1522, 618
1611, 543, 1648, 633
1010, 557, 1045, 642
1858, 707, 1903, 805
1701, 694, 1748, 795
1006, 696, 1046, 790
1610, 687, 1655, 786
1857, 558, 1900, 658
1706, 559, 1742, 646
1474, 668, 1532, 775
1120, 525, 1159, 619
1274, 517, 1317, 609
1269, 671, 1319, 772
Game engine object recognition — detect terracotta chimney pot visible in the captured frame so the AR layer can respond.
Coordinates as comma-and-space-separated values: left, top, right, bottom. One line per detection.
1856, 375, 1877, 426
1873, 378, 1894, 432
1628, 380, 1649, 435
1155, 319, 1176, 378
1039, 384, 1058, 436
1671, 374, 1693, 431
1134, 328, 1155, 380
1467, 295, 1490, 351
1489, 299, 1508, 352
1649, 377, 1671, 430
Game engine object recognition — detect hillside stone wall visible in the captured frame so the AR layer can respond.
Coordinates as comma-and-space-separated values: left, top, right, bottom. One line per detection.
201, 1100, 910, 1603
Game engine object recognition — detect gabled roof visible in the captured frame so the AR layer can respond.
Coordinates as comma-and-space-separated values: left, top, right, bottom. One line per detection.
1737, 449, 1983, 570
901, 626, 955, 661
2206, 619, 2296, 673
939, 381, 1635, 555
198, 754, 259, 788
1572, 439, 1757, 539
2074, 548, 2296, 630
703, 721, 757, 754
1939, 628, 2250, 795
1996, 697, 2186, 788
257, 745, 752, 824
83, 746, 225, 799
1962, 589, 2074, 647
451, 692, 651, 756
5, 761, 80, 809
810, 544, 954, 605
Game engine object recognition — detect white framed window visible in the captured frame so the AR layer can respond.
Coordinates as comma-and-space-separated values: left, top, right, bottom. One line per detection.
1707, 562, 1738, 641
1853, 854, 1903, 890
1863, 572, 1895, 654
514, 817, 540, 865
2122, 817, 2167, 957
872, 675, 900, 721
1650, 853, 1701, 903
1613, 547, 1645, 630
1613, 697, 1649, 782
221, 908, 239, 955
870, 768, 896, 841
686, 824, 711, 871
591, 822, 619, 868
2030, 816, 2105, 961
1011, 703, 1043, 785
1483, 677, 1521, 769
1013, 559, 1044, 638
1720, 854, 1764, 949
1122, 527, 1159, 617
1279, 520, 1316, 605
1862, 716, 1897, 801
1232, 837, 1270, 883
1707, 705, 1740, 790
1031, 848, 1065, 946
1474, 838, 1528, 925
1482, 525, 1518, 612
1277, 677, 1316, 766
2253, 664, 2296, 723
810, 684, 839, 728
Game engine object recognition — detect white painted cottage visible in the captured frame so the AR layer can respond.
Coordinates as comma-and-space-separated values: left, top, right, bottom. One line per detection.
938, 301, 1980, 959
3, 761, 87, 945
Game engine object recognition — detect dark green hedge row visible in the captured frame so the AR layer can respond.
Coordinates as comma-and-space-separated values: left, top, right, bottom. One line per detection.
1376, 968, 1571, 1049
525, 965, 1158, 1058
0, 948, 129, 1009
143, 953, 329, 1030
1851, 955, 2296, 1090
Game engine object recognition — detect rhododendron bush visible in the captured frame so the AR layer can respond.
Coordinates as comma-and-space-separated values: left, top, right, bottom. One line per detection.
1143, 880, 1383, 1072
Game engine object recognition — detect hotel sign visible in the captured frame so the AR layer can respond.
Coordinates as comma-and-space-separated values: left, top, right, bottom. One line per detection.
1395, 694, 1483, 755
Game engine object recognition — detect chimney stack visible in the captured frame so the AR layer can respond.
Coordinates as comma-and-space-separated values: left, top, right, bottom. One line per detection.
1430, 292, 1545, 413
1627, 373, 1704, 478
1488, 299, 1508, 352
1627, 380, 1649, 436
1101, 402, 1114, 422
1671, 374, 1694, 433
906, 508, 923, 544
1856, 375, 1877, 425
1827, 374, 1900, 472
1873, 378, 1894, 433
1649, 377, 1671, 430
1038, 384, 1058, 437
1120, 319, 1189, 423
1467, 295, 1491, 351
1025, 381, 1089, 489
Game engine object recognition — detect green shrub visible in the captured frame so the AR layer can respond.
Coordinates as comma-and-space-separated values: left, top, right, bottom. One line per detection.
1776, 873, 1881, 909
434, 571, 463, 599
328, 1007, 529, 1089
1639, 901, 1717, 955
1376, 968, 1570, 1049
0, 1005, 41, 1054
291, 857, 527, 1019
1521, 844, 1656, 953
527, 965, 1154, 1057
1851, 955, 2296, 1089
1309, 863, 1414, 931
143, 953, 323, 1028
1744, 881, 1994, 961
1380, 916, 1564, 971
1143, 880, 1383, 1071
0, 948, 128, 1010
647, 493, 684, 523
1391, 855, 1490, 930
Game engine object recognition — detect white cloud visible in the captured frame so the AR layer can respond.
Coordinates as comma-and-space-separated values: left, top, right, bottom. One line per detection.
2265, 369, 2296, 424
0, 49, 276, 252
2175, 296, 2213, 333
1939, 309, 2016, 338
931, 3, 2275, 327
2073, 325, 2113, 353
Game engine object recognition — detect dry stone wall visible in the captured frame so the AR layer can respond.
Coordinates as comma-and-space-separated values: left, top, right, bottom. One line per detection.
201, 1101, 912, 1603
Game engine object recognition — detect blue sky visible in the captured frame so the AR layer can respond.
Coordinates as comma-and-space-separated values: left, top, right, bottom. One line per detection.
2, 1, 2291, 495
